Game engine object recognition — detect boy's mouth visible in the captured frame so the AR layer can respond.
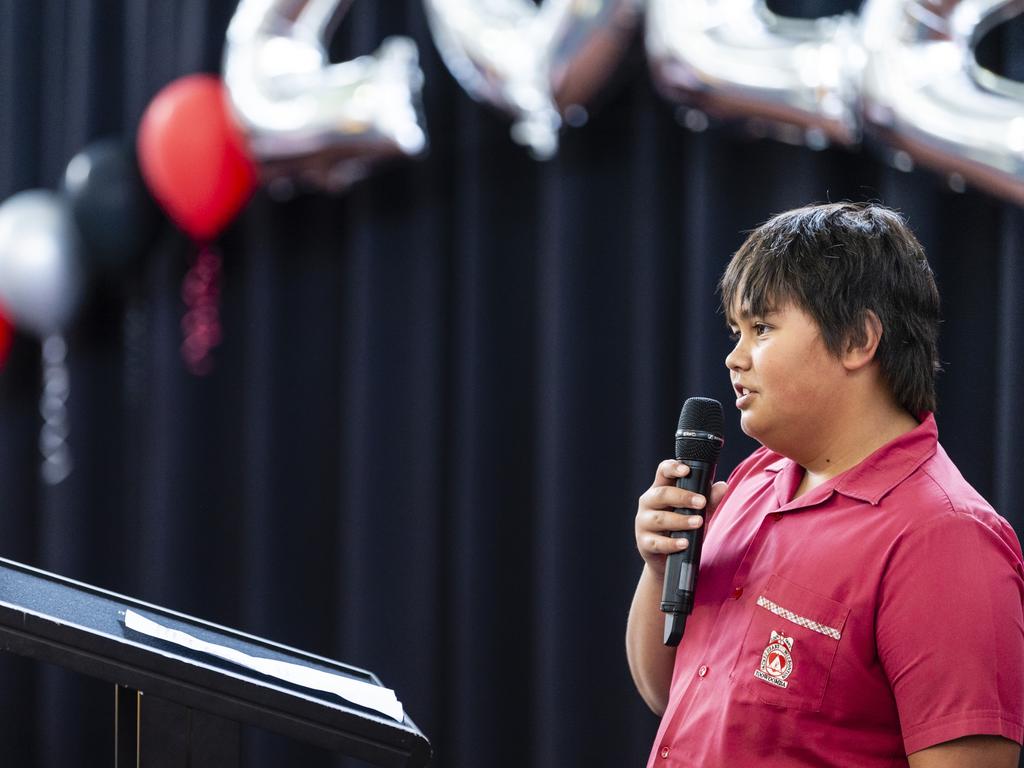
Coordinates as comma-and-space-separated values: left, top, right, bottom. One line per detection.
733, 383, 756, 407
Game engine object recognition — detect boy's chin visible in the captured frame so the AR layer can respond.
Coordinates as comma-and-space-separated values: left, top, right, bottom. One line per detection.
738, 414, 773, 448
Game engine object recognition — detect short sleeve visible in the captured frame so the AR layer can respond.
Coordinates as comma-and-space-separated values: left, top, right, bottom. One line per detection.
876, 511, 1024, 755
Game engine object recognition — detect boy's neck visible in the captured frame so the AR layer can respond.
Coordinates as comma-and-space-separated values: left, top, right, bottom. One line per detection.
792, 396, 920, 499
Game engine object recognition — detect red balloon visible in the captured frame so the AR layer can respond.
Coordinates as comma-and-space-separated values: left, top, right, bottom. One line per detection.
0, 306, 13, 369
137, 74, 257, 242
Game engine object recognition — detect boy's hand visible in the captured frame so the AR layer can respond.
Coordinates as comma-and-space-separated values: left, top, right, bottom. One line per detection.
635, 460, 729, 578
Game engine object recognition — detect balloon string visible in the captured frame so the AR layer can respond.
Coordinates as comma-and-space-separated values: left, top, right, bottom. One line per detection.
180, 244, 222, 376
40, 334, 72, 485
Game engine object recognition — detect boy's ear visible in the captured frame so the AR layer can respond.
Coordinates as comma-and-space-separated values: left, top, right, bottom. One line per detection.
843, 310, 883, 371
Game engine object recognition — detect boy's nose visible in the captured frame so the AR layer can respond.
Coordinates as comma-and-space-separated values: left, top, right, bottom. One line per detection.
725, 343, 749, 371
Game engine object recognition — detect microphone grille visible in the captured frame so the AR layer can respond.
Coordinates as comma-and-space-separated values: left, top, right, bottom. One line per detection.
675, 397, 724, 463
677, 397, 724, 434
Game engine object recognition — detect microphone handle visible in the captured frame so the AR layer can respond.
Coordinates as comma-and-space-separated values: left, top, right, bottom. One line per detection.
661, 459, 715, 646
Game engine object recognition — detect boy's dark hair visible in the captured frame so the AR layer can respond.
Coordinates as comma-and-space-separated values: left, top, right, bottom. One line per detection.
719, 202, 941, 414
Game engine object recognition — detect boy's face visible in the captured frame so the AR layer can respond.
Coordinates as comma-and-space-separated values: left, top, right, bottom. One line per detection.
725, 299, 847, 456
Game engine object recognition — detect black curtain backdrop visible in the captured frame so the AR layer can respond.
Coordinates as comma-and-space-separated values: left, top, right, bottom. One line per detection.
0, 1, 1021, 766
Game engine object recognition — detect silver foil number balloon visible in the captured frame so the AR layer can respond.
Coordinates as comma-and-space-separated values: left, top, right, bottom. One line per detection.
0, 190, 86, 338
646, 0, 864, 149
425, 0, 643, 159
861, 0, 1024, 204
223, 0, 428, 196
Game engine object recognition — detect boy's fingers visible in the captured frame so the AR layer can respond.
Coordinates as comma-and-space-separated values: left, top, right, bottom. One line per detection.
709, 481, 729, 508
652, 459, 689, 486
645, 534, 689, 554
640, 509, 704, 533
642, 485, 706, 512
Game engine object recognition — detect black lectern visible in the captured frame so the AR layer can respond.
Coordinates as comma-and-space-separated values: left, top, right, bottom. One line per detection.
0, 557, 431, 766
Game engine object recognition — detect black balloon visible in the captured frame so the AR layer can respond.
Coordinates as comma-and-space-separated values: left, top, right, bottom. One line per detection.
61, 138, 161, 273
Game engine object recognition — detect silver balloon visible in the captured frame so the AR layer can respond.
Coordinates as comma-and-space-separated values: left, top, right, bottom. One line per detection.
0, 190, 86, 338
646, 0, 863, 149
861, 0, 1024, 205
223, 0, 428, 196
424, 0, 643, 159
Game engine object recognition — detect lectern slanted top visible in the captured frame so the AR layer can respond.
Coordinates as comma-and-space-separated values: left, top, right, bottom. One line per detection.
0, 556, 431, 767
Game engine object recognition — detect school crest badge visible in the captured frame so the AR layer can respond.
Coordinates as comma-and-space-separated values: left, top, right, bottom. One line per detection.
754, 630, 794, 689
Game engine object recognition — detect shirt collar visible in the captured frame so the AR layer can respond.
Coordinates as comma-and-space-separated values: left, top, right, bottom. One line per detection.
763, 413, 938, 509
835, 412, 937, 504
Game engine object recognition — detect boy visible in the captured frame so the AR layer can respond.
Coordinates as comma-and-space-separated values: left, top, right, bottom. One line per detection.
626, 203, 1024, 767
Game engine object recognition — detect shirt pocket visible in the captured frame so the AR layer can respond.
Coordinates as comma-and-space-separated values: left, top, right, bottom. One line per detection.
730, 573, 850, 712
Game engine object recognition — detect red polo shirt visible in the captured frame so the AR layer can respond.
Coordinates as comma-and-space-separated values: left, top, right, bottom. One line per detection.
648, 414, 1024, 767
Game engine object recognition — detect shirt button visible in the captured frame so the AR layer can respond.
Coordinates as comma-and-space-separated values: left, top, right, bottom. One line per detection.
698, 664, 708, 677
732, 586, 744, 599
660, 747, 671, 759
771, 512, 784, 522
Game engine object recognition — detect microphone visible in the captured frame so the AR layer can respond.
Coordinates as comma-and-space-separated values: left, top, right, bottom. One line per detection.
661, 397, 724, 646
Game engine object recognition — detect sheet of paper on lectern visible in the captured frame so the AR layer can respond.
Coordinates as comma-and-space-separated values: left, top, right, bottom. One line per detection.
123, 609, 404, 722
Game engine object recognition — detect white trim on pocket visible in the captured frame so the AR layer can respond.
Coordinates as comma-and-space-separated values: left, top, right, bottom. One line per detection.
756, 595, 842, 640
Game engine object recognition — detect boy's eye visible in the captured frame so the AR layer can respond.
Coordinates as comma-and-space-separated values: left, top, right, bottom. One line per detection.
728, 329, 740, 342
753, 323, 770, 335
